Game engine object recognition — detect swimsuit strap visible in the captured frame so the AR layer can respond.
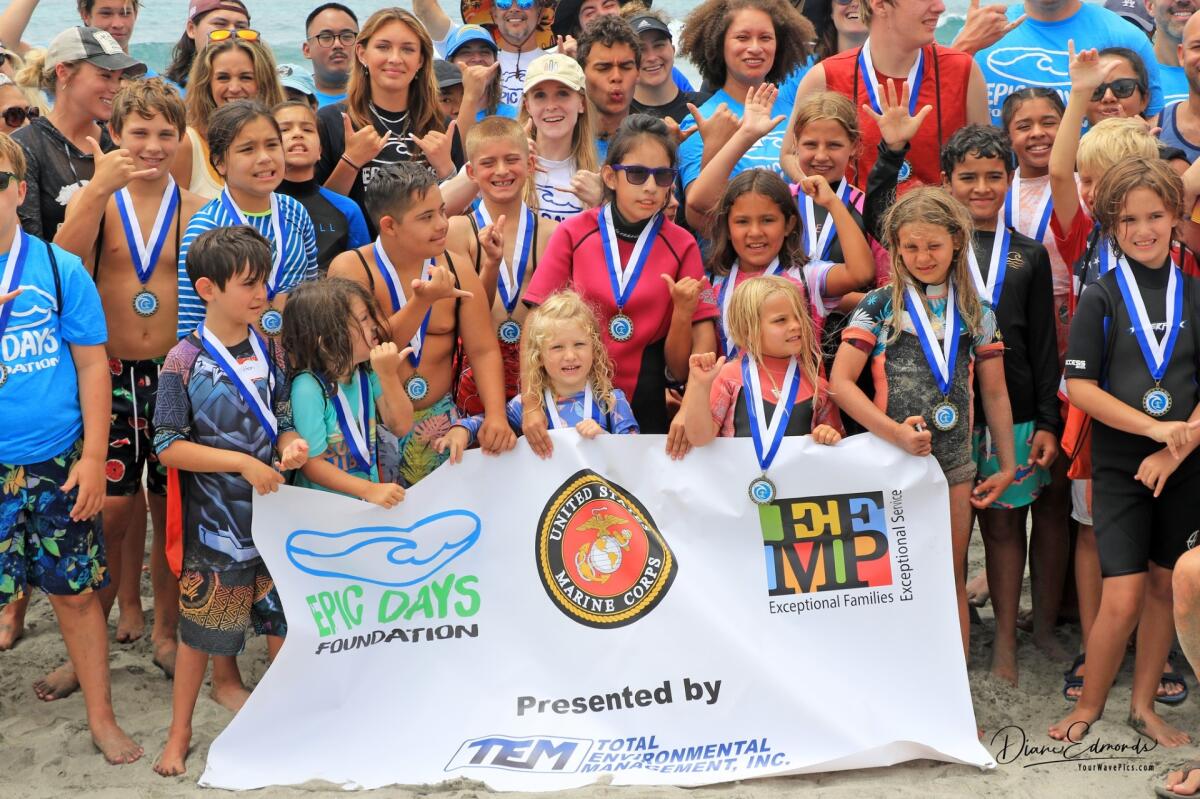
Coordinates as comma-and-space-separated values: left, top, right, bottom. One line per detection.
468, 214, 481, 275
92, 212, 105, 279
353, 247, 377, 292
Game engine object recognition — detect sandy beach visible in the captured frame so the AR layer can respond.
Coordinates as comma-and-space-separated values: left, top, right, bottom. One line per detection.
2, 531, 1196, 799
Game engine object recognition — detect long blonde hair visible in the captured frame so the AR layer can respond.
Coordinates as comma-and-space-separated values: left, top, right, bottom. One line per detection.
345, 8, 443, 138
186, 38, 284, 133
725, 276, 821, 406
521, 291, 618, 415
518, 81, 599, 208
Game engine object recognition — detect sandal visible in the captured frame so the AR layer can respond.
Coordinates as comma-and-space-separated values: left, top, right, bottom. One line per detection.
1157, 653, 1189, 706
1062, 652, 1085, 702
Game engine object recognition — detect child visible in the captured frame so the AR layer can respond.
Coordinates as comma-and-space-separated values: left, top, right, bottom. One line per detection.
1050, 157, 1200, 749
435, 290, 639, 460
327, 162, 515, 487
0, 132, 142, 765
272, 100, 369, 275
683, 277, 842, 485
938, 124, 1062, 686
283, 278, 412, 506
152, 226, 308, 777
830, 186, 1016, 657
176, 100, 319, 341
448, 116, 559, 415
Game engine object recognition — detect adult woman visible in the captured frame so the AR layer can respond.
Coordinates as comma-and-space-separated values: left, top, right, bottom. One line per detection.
162, 0, 250, 90
171, 33, 284, 199
811, 0, 868, 61
0, 74, 36, 136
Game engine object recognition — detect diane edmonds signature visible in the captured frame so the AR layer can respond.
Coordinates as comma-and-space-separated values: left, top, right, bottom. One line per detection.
990, 724, 1157, 768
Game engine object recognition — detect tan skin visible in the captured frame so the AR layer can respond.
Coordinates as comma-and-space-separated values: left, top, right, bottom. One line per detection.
171, 47, 260, 191
1085, 55, 1148, 127
0, 83, 31, 136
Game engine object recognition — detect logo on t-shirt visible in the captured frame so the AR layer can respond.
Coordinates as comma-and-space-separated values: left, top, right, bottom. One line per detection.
2, 284, 61, 375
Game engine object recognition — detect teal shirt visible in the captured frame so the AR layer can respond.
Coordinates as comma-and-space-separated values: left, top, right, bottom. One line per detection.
291, 369, 382, 493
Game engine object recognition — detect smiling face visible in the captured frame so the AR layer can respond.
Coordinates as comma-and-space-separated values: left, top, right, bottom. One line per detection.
83, 0, 138, 51
602, 137, 672, 222
493, 2, 540, 46
209, 48, 258, 106
189, 8, 250, 53
1152, 0, 1200, 41
728, 191, 793, 271
0, 85, 31, 136
358, 20, 424, 95
542, 319, 594, 395
758, 290, 809, 359
1005, 96, 1060, 173
524, 80, 584, 140
833, 0, 867, 39
467, 136, 531, 204
796, 118, 854, 182
451, 40, 497, 68
1086, 56, 1147, 124
386, 185, 449, 258
722, 8, 776, 88
583, 42, 638, 118
112, 110, 182, 179
944, 153, 1010, 227
896, 221, 956, 285
63, 62, 126, 123
638, 32, 675, 90
875, 0, 945, 50
1114, 186, 1176, 266
274, 105, 320, 169
216, 115, 284, 199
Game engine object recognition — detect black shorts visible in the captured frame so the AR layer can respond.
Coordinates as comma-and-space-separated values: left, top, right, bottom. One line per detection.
106, 358, 167, 497
1092, 458, 1200, 577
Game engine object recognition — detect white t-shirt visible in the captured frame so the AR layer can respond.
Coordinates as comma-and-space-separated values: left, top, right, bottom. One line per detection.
533, 156, 584, 221
435, 23, 554, 108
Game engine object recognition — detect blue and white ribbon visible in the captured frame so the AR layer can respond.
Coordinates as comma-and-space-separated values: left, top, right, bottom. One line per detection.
474, 203, 534, 316
799, 179, 853, 262
967, 220, 1011, 309
373, 240, 434, 370
220, 189, 286, 299
116, 177, 177, 285
1003, 172, 1052, 242
332, 367, 373, 470
903, 284, 961, 396
859, 38, 924, 116
741, 355, 800, 474
598, 204, 662, 312
718, 258, 781, 357
197, 322, 278, 445
544, 383, 601, 429
1114, 257, 1182, 384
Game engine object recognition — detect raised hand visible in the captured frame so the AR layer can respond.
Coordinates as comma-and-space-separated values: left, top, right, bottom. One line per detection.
86, 136, 156, 194
687, 101, 739, 147
798, 173, 837, 209
663, 117, 696, 145
411, 120, 458, 179
1066, 39, 1120, 98
460, 61, 500, 100
661, 273, 704, 317
862, 79, 933, 152
553, 170, 603, 208
951, 0, 1026, 55
342, 112, 392, 168
688, 352, 726, 387
478, 214, 506, 265
412, 264, 473, 304
739, 82, 786, 142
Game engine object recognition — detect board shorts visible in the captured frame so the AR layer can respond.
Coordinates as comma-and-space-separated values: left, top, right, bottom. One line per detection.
1071, 479, 1093, 526
972, 420, 1051, 510
395, 393, 459, 488
107, 357, 167, 497
1091, 459, 1200, 577
0, 438, 108, 607
178, 562, 287, 656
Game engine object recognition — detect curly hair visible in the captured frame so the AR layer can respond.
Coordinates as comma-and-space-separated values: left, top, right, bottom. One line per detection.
1092, 156, 1184, 254
679, 0, 813, 90
705, 168, 806, 276
724, 275, 821, 409
282, 278, 392, 386
520, 290, 618, 416
186, 38, 284, 134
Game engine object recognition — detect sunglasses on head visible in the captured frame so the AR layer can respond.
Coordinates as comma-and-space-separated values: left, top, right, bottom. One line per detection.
209, 28, 261, 43
493, 0, 538, 10
612, 164, 677, 187
1, 105, 37, 128
1091, 78, 1142, 102
0, 171, 17, 191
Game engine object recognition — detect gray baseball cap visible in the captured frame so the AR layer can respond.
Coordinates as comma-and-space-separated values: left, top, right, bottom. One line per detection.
46, 26, 146, 75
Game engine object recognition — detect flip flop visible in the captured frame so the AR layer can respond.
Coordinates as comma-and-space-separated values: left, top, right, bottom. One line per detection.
1063, 652, 1085, 702
1157, 665, 1189, 706
1155, 759, 1200, 798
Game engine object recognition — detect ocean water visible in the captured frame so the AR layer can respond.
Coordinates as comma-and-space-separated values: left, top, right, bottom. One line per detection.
20, 0, 969, 77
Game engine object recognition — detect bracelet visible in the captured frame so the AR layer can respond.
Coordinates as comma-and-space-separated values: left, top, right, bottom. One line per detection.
340, 153, 362, 170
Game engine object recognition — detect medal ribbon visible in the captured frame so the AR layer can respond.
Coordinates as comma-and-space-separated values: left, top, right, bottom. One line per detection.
799, 179, 853, 262
1096, 226, 1120, 276
903, 284, 962, 396
331, 367, 373, 470
718, 258, 781, 357
474, 203, 534, 316
116, 178, 177, 285
544, 384, 600, 429
374, 242, 435, 370
598, 205, 662, 311
741, 355, 801, 474
1114, 257, 1183, 383
859, 39, 924, 116
0, 228, 28, 340
197, 322, 278, 445
967, 222, 1011, 308
221, 189, 286, 299
1003, 173, 1053, 242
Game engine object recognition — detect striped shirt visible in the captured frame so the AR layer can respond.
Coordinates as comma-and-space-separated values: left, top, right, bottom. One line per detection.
176, 192, 319, 338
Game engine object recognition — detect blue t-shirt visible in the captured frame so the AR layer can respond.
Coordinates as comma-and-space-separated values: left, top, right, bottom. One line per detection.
314, 88, 347, 108
975, 4, 1164, 124
475, 103, 520, 121
678, 89, 790, 189
290, 369, 382, 492
0, 234, 107, 465
1161, 64, 1189, 106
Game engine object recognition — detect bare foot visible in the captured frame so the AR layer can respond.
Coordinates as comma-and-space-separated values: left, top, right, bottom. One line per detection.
966, 573, 989, 607
211, 680, 251, 712
152, 638, 177, 679
1016, 607, 1033, 633
0, 602, 25, 650
1049, 707, 1101, 741
1033, 630, 1070, 662
990, 647, 1019, 686
115, 603, 145, 643
33, 663, 80, 701
91, 719, 144, 765
1129, 710, 1191, 747
153, 725, 191, 776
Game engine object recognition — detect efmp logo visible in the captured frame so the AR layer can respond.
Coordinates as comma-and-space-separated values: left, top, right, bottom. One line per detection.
536, 470, 677, 628
761, 492, 891, 594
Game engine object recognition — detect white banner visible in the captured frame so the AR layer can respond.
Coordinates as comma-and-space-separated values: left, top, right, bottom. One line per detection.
200, 434, 995, 791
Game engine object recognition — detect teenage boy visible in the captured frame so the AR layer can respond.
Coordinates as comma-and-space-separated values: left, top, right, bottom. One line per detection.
577, 14, 640, 159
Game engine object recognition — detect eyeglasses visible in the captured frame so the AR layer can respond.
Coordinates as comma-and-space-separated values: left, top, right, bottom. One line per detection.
0, 171, 17, 191
493, 0, 538, 11
309, 29, 357, 47
1091, 78, 1142, 102
612, 164, 677, 187
209, 28, 261, 43
1, 105, 38, 128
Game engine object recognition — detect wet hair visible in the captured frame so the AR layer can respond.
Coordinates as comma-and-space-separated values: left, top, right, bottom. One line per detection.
1092, 156, 1184, 250
880, 186, 983, 344
939, 124, 1013, 179
345, 9, 443, 140
282, 278, 392, 385
520, 290, 618, 415
577, 14, 643, 69
186, 38, 284, 133
206, 99, 281, 171
680, 0, 814, 89
724, 275, 821, 407
705, 169, 805, 276
305, 2, 359, 34
792, 90, 860, 143
1097, 46, 1149, 101
110, 77, 187, 136
999, 86, 1064, 133
1076, 117, 1159, 177
0, 132, 28, 180
601, 113, 676, 204
185, 225, 272, 291
364, 162, 440, 225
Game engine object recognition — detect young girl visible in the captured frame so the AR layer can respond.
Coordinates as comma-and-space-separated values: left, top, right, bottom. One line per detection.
830, 186, 1016, 655
684, 277, 842, 478
1050, 157, 1200, 749
282, 279, 412, 507
435, 290, 639, 460
171, 34, 284, 200
176, 99, 319, 340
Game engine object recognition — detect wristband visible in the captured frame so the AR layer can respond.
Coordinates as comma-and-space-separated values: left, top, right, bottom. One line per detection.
340, 153, 362, 170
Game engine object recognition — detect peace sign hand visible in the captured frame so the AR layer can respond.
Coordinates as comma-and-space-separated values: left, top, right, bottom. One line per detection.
861, 79, 933, 152
478, 214, 506, 266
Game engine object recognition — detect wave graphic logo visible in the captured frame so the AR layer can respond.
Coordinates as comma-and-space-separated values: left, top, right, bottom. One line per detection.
286, 509, 481, 587
986, 47, 1070, 87
6, 285, 55, 332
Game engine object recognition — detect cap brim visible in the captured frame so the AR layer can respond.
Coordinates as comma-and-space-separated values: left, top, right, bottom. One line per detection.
88, 53, 146, 76
524, 75, 582, 93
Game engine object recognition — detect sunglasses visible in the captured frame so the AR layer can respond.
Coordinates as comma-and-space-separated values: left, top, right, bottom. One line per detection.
1091, 78, 1142, 102
493, 0, 537, 10
209, 28, 261, 43
1, 105, 37, 128
0, 171, 17, 191
612, 164, 677, 187
309, 29, 357, 47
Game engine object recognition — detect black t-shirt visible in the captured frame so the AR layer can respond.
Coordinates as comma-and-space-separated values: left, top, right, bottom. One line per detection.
631, 90, 712, 126
13, 117, 116, 238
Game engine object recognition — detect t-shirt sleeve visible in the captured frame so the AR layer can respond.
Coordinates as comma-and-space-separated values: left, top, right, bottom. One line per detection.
1129, 25, 1164, 117
290, 372, 330, 457
677, 119, 703, 190
523, 222, 574, 305
1065, 279, 1110, 382
608, 389, 639, 434
153, 342, 195, 452
1050, 203, 1091, 268
841, 288, 888, 349
53, 246, 107, 346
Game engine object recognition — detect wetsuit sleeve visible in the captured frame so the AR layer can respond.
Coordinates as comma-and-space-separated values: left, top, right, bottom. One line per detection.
345, 202, 371, 248
1065, 279, 1111, 382
523, 222, 574, 306
863, 142, 907, 245
1026, 243, 1062, 434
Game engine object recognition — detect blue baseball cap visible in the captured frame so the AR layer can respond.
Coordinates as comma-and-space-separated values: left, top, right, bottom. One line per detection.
446, 24, 498, 60
277, 63, 316, 99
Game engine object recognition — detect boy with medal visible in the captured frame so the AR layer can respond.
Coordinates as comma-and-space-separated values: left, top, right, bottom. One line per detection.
152, 226, 308, 777
51, 80, 206, 684
328, 163, 515, 487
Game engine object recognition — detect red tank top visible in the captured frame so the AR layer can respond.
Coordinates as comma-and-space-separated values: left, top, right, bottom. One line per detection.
822, 43, 973, 191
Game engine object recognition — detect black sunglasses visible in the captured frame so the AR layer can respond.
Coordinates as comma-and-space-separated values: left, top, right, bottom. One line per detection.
2, 105, 38, 128
1091, 78, 1142, 102
612, 164, 677, 187
0, 171, 17, 191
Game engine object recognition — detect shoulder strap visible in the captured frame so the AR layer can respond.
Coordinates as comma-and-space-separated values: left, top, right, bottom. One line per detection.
353, 248, 377, 291
468, 214, 481, 274
532, 214, 541, 273
92, 212, 105, 278
45, 240, 62, 313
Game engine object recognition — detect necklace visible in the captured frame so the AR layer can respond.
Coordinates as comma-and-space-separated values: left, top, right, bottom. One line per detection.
762, 362, 783, 400
369, 102, 408, 126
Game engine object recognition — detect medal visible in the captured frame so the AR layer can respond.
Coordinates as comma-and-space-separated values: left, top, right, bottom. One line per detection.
405, 374, 429, 401
741, 355, 800, 506
116, 179, 178, 318
197, 322, 278, 445
967, 221, 1011, 309
0, 227, 29, 389
475, 203, 534, 343
859, 38, 925, 117
1003, 172, 1053, 242
1114, 256, 1183, 420
545, 383, 602, 429
498, 318, 521, 344
798, 179, 855, 262
903, 283, 962, 431
717, 258, 782, 357
259, 307, 283, 337
332, 367, 373, 470
221, 188, 288, 308
598, 204, 662, 342
374, 240, 436, 401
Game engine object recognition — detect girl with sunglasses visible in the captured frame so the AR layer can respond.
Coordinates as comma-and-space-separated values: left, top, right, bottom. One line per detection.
171, 34, 284, 200
0, 74, 36, 136
524, 114, 718, 442
1085, 47, 1149, 127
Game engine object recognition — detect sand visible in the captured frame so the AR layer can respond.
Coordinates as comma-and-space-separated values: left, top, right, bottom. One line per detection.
2, 531, 1197, 799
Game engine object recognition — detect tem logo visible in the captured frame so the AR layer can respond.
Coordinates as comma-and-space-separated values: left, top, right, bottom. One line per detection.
446, 735, 592, 773
536, 470, 677, 628
760, 491, 891, 594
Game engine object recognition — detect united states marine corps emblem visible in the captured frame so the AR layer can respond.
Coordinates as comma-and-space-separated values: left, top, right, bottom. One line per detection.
536, 470, 677, 628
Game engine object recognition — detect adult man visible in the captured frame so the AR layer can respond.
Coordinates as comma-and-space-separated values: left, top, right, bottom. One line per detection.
302, 2, 358, 108
630, 14, 709, 124
974, 0, 1165, 124
577, 15, 640, 159
1146, 0, 1200, 103
1158, 10, 1200, 160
